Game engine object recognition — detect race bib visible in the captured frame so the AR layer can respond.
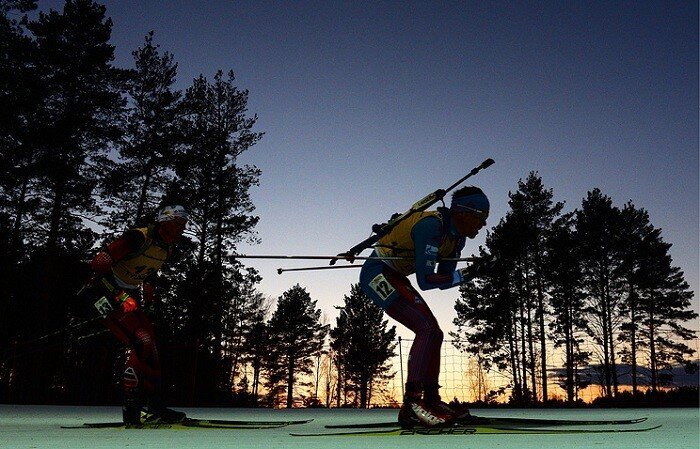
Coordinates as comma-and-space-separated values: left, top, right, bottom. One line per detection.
94, 296, 114, 317
369, 273, 396, 302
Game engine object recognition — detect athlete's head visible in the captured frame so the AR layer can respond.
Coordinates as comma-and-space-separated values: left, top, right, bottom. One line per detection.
156, 204, 189, 244
450, 186, 489, 238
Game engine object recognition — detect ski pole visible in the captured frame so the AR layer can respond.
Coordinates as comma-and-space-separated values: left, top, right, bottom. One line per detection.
277, 265, 363, 274
331, 158, 495, 264
0, 315, 104, 363
1, 281, 104, 362
277, 256, 477, 274
236, 254, 475, 262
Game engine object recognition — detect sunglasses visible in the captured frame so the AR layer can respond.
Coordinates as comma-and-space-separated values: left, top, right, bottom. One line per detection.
454, 205, 489, 221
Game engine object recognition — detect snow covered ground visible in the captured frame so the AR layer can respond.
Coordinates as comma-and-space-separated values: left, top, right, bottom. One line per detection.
0, 405, 697, 449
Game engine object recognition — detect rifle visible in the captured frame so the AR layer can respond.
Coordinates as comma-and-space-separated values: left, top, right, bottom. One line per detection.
331, 158, 495, 265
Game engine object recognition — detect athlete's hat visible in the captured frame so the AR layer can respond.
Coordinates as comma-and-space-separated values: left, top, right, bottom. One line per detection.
451, 188, 489, 220
157, 205, 189, 222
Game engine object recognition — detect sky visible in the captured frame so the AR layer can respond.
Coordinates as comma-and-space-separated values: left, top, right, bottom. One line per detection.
36, 1, 700, 339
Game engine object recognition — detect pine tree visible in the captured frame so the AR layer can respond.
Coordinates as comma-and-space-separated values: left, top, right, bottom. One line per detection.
0, 0, 40, 271
330, 284, 396, 408
103, 31, 183, 229
161, 69, 262, 404
239, 306, 271, 406
452, 238, 526, 403
616, 202, 655, 394
219, 271, 266, 400
454, 173, 563, 404
506, 172, 563, 401
634, 225, 697, 392
25, 0, 127, 286
265, 285, 327, 408
3, 0, 127, 402
547, 213, 589, 402
330, 304, 349, 407
0, 0, 40, 352
576, 189, 625, 397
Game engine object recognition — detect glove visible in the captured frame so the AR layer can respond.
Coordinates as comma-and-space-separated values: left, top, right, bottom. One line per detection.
458, 255, 498, 281
115, 290, 138, 313
331, 252, 355, 265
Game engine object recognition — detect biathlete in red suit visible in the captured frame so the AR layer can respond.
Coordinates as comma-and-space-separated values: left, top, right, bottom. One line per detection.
359, 186, 490, 428
85, 205, 188, 425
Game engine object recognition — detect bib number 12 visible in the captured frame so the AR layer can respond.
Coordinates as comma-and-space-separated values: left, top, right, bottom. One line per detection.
369, 274, 396, 302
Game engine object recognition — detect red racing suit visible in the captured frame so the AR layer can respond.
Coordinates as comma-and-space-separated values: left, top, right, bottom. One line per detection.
88, 225, 172, 403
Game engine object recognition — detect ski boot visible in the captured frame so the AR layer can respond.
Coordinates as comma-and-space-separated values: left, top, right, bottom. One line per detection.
122, 380, 143, 426
424, 383, 472, 423
398, 383, 454, 428
142, 397, 187, 424
423, 383, 463, 417
450, 402, 472, 423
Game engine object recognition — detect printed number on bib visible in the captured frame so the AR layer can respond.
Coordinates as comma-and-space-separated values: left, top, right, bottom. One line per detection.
94, 296, 114, 317
369, 274, 396, 301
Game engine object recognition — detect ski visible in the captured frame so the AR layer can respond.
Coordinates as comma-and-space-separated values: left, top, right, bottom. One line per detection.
324, 415, 648, 429
62, 417, 313, 430
183, 418, 313, 426
292, 424, 662, 437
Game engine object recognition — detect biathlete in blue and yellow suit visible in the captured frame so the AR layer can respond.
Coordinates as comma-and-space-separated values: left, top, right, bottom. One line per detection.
359, 186, 489, 428
84, 205, 188, 425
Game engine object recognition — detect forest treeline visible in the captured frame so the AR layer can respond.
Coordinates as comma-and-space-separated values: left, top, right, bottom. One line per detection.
1, 1, 696, 408
0, 0, 397, 408
452, 175, 697, 404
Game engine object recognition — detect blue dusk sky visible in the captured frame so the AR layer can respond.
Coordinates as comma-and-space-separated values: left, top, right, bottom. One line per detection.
37, 1, 700, 337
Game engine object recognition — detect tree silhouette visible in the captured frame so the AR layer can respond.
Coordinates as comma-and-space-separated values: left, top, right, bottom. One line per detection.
330, 284, 396, 407
265, 285, 327, 408
103, 31, 183, 229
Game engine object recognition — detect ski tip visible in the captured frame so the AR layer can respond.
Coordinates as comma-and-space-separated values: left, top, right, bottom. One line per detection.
288, 419, 314, 425
532, 424, 662, 434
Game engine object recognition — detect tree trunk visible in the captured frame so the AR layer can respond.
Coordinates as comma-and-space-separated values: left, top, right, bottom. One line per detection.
599, 274, 612, 398
523, 266, 537, 401
252, 358, 260, 405
605, 292, 619, 397
360, 375, 368, 408
507, 320, 521, 402
536, 276, 548, 402
602, 265, 619, 397
565, 300, 574, 402
286, 355, 294, 408
648, 293, 657, 392
629, 289, 638, 394
9, 171, 30, 263
335, 357, 342, 408
189, 220, 209, 405
136, 164, 152, 223
43, 177, 67, 303
519, 300, 529, 401
526, 299, 537, 400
